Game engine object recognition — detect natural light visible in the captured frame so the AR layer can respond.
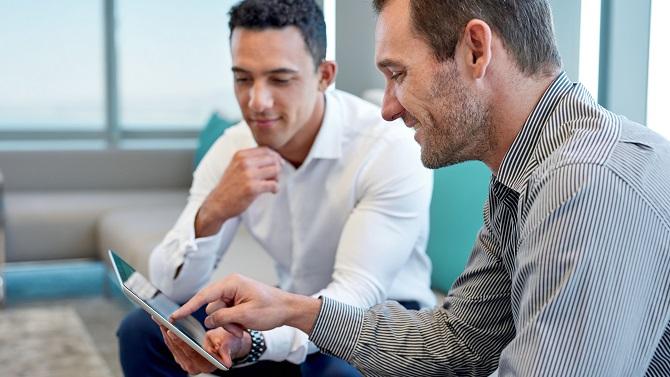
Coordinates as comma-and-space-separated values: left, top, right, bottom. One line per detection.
579, 0, 601, 102
647, 0, 669, 140
324, 0, 336, 61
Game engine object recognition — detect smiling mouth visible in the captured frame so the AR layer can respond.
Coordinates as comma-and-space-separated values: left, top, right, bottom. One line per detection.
402, 114, 421, 130
251, 118, 280, 127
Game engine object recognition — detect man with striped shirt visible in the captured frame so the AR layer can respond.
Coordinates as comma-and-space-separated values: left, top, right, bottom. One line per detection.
173, 0, 670, 375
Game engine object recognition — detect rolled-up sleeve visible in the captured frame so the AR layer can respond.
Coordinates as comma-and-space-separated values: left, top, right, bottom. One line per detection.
149, 134, 241, 303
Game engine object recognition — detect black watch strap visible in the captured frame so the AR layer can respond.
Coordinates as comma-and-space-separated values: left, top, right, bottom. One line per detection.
234, 329, 266, 365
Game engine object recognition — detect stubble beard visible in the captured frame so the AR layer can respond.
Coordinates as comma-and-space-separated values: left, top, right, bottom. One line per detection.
420, 65, 493, 169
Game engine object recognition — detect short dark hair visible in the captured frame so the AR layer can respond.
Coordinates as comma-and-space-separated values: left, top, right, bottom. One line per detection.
373, 0, 562, 76
229, 0, 327, 69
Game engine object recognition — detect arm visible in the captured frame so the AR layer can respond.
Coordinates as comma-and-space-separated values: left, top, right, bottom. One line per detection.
310, 222, 515, 377
173, 221, 515, 376
260, 137, 434, 363
150, 133, 282, 303
498, 165, 670, 376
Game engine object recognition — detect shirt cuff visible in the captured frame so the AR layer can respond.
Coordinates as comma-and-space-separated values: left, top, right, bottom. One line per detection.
309, 296, 366, 362
259, 326, 310, 363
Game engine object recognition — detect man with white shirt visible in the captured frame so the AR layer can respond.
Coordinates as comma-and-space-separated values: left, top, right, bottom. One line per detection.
116, 0, 434, 376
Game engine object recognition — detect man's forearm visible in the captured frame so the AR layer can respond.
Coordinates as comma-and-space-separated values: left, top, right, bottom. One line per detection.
194, 199, 232, 238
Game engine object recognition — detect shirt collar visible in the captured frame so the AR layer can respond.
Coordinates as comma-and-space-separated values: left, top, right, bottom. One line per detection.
496, 71, 574, 193
303, 90, 343, 163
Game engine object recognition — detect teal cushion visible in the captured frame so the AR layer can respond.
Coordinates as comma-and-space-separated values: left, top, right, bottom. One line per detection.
427, 161, 491, 293
193, 113, 237, 169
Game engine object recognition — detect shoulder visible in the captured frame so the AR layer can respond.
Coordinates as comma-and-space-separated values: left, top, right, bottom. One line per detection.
328, 89, 417, 155
207, 121, 257, 155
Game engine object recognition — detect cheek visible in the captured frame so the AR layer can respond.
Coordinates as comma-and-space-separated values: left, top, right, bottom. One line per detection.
234, 87, 250, 109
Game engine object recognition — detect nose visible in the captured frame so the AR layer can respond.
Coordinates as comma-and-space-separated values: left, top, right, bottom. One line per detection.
380, 83, 404, 122
248, 83, 273, 112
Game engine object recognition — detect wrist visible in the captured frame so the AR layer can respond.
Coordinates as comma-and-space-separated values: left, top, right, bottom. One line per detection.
237, 330, 252, 359
284, 294, 322, 335
233, 330, 266, 365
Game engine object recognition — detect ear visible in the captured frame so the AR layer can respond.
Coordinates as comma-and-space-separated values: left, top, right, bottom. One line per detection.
317, 60, 338, 91
459, 19, 492, 79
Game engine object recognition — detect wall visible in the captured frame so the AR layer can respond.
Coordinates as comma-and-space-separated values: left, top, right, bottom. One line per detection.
333, 1, 384, 96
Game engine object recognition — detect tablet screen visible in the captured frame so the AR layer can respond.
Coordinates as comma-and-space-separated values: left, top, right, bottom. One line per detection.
109, 251, 207, 346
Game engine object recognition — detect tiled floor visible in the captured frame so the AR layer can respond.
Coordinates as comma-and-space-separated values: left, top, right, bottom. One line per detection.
6, 296, 131, 377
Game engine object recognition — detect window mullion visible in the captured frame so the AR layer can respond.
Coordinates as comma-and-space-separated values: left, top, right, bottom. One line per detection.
103, 0, 120, 148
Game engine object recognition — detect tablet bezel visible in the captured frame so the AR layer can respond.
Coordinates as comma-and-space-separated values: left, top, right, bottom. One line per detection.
108, 250, 228, 371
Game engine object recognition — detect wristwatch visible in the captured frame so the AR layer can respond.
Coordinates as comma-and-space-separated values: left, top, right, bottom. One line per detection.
234, 329, 266, 365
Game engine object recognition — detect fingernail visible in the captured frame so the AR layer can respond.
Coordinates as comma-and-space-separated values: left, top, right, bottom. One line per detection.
204, 316, 212, 328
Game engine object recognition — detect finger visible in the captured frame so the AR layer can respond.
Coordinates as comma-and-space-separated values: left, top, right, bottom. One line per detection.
223, 323, 246, 338
251, 180, 280, 195
252, 165, 281, 180
159, 326, 171, 348
171, 282, 227, 320
165, 331, 191, 370
244, 154, 283, 170
204, 306, 248, 334
219, 347, 234, 369
237, 147, 281, 162
205, 300, 228, 315
169, 331, 214, 373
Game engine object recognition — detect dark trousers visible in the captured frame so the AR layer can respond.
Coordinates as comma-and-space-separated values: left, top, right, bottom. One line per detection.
117, 300, 419, 377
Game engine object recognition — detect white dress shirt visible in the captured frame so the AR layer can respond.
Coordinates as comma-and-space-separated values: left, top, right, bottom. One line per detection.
149, 89, 435, 364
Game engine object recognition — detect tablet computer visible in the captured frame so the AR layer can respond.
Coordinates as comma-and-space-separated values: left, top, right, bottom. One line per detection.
108, 249, 228, 371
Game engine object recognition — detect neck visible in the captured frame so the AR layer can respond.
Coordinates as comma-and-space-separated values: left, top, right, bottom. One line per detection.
279, 93, 326, 168
484, 70, 560, 174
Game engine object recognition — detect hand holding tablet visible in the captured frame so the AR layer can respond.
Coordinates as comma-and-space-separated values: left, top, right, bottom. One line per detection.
108, 250, 229, 371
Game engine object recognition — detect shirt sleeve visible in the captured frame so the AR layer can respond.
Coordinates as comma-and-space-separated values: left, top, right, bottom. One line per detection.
310, 219, 515, 376
261, 132, 435, 363
307, 164, 670, 377
149, 134, 242, 303
498, 164, 670, 376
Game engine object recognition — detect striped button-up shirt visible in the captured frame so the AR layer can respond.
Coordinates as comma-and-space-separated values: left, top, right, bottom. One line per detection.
309, 72, 670, 376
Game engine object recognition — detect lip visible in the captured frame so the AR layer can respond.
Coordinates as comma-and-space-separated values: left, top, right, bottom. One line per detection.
251, 118, 280, 128
414, 127, 423, 144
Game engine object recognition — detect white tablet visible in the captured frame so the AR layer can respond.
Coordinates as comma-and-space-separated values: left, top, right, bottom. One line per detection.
108, 249, 228, 371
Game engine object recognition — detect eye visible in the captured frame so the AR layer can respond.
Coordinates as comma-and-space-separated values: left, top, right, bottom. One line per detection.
234, 76, 251, 84
390, 70, 404, 82
270, 77, 292, 85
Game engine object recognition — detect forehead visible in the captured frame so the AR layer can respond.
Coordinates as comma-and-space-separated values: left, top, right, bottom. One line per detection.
374, 0, 430, 68
231, 26, 313, 70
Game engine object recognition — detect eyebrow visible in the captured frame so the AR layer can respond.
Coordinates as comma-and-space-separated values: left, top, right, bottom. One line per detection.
232, 67, 299, 75
376, 58, 403, 70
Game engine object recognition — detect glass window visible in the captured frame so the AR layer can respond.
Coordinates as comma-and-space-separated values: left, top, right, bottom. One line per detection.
579, 0, 601, 102
117, 1, 240, 131
0, 1, 105, 131
647, 0, 669, 140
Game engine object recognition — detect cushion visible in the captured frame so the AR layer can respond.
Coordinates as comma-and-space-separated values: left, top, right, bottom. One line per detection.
193, 113, 237, 169
98, 206, 277, 285
5, 190, 187, 262
427, 161, 491, 293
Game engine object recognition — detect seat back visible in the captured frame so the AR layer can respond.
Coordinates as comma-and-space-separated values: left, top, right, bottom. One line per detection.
427, 161, 491, 293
